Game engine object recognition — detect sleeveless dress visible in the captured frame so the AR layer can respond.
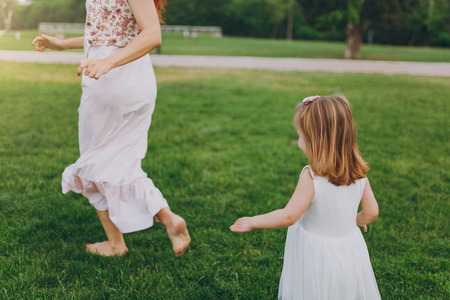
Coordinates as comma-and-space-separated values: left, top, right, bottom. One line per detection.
62, 0, 169, 233
278, 166, 381, 300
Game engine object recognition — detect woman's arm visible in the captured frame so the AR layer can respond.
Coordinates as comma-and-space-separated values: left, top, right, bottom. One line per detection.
78, 0, 161, 79
230, 168, 314, 232
32, 34, 84, 51
356, 178, 379, 232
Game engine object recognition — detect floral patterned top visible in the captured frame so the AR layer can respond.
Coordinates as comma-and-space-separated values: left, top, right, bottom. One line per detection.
85, 0, 140, 47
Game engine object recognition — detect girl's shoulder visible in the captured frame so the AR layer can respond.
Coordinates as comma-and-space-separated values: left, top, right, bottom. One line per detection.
299, 165, 315, 181
299, 165, 315, 179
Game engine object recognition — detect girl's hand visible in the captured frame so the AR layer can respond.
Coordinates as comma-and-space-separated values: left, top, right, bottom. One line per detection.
230, 217, 254, 232
32, 33, 66, 52
357, 222, 368, 233
77, 58, 114, 80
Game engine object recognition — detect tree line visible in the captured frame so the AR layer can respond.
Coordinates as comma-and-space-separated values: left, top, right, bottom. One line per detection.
3, 0, 450, 50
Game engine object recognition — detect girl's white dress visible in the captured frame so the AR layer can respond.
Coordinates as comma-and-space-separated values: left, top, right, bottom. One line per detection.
278, 166, 381, 300
61, 0, 169, 233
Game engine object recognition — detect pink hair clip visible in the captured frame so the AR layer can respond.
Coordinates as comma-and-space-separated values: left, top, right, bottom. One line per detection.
302, 95, 320, 105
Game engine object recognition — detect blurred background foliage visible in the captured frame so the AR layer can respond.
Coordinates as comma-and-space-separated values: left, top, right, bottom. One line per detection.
2, 0, 450, 47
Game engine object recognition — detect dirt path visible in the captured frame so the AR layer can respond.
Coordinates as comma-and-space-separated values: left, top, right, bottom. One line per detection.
1, 50, 449, 77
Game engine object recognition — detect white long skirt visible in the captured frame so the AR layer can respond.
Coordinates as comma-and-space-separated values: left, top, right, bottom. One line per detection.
278, 221, 381, 300
62, 45, 169, 233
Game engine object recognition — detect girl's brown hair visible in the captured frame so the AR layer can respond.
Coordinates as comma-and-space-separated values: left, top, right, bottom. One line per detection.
154, 0, 167, 23
294, 95, 369, 186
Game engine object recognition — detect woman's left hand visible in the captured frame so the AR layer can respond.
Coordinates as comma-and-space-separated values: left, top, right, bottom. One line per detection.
77, 58, 113, 79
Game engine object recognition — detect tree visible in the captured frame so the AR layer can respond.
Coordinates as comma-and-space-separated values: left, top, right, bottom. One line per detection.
265, 0, 288, 39
344, 0, 363, 59
223, 0, 287, 38
0, 0, 18, 30
360, 0, 450, 46
164, 0, 228, 26
297, 0, 365, 58
12, 0, 86, 29
8, 0, 450, 47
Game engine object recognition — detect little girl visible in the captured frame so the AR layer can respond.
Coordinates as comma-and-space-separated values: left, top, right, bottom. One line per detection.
230, 95, 381, 299
32, 0, 190, 257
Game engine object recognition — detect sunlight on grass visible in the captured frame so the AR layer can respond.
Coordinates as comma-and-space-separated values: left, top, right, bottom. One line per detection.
1, 62, 81, 84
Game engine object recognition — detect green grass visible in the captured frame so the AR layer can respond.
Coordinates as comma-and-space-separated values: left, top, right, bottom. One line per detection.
152, 34, 450, 63
2, 29, 450, 62
0, 62, 449, 299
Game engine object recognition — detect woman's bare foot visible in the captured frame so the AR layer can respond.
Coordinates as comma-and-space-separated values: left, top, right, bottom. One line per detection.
157, 208, 191, 256
85, 241, 128, 257
167, 215, 191, 257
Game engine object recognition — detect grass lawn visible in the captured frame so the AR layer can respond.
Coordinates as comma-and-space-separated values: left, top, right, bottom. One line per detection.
0, 61, 449, 299
1, 30, 450, 62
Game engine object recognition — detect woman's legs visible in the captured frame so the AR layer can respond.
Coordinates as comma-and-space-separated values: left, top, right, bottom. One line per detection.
86, 208, 190, 257
86, 210, 128, 256
156, 208, 191, 257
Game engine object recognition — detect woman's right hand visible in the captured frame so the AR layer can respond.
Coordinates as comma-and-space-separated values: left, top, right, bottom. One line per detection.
32, 33, 66, 52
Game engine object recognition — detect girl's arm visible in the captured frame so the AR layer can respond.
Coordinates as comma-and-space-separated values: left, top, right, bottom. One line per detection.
77, 0, 161, 79
32, 34, 84, 51
230, 167, 314, 232
356, 178, 379, 232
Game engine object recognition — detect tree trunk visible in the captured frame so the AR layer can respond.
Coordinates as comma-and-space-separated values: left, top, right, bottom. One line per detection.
345, 22, 362, 59
270, 27, 278, 39
426, 0, 435, 44
428, 0, 434, 20
1, 0, 17, 31
4, 10, 13, 30
286, 0, 294, 40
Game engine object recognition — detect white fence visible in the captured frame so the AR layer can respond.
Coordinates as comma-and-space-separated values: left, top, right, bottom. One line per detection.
38, 22, 222, 37
39, 22, 85, 34
161, 25, 222, 37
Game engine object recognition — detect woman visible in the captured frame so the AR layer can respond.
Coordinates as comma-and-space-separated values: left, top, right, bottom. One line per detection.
32, 0, 190, 257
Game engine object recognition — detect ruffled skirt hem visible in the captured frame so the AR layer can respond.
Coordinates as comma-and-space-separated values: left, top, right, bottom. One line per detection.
62, 164, 169, 233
